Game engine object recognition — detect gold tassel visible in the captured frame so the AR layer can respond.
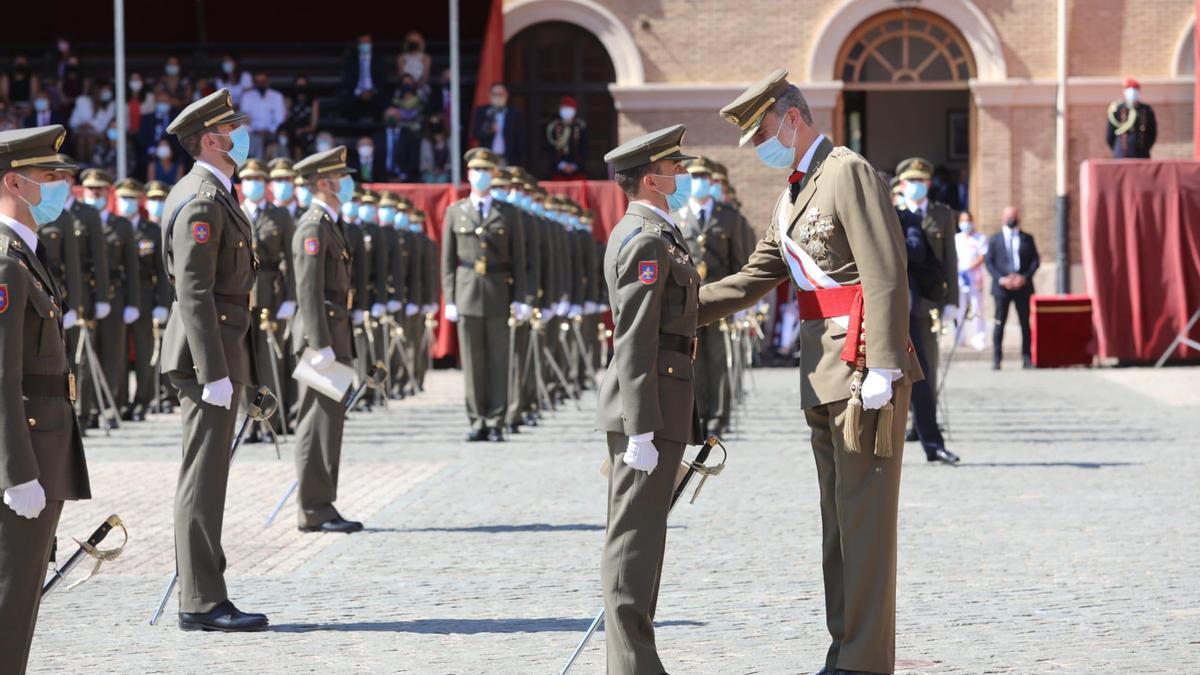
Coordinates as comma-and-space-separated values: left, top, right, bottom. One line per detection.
843, 372, 863, 453
874, 401, 894, 458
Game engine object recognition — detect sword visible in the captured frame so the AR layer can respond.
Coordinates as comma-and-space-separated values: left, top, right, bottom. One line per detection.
263, 362, 388, 527
506, 311, 520, 412
149, 386, 278, 625
382, 315, 415, 391
77, 322, 120, 434
569, 316, 597, 388
151, 317, 163, 413
43, 514, 127, 596
559, 436, 728, 674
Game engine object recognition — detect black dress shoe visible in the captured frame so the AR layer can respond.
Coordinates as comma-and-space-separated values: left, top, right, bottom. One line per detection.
84, 415, 100, 430
178, 600, 269, 632
120, 408, 135, 422
465, 428, 488, 442
488, 427, 505, 442
298, 516, 364, 533
927, 447, 961, 465
905, 428, 919, 442
524, 412, 538, 427
506, 423, 521, 434
1022, 356, 1033, 369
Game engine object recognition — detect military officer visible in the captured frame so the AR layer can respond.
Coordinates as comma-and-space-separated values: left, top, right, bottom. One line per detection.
268, 157, 301, 219
35, 166, 84, 332
676, 157, 748, 437
343, 188, 370, 403
596, 124, 702, 674
63, 165, 110, 429
0, 125, 91, 675
159, 89, 267, 631
1107, 78, 1157, 159
117, 178, 170, 421
81, 169, 142, 426
415, 208, 440, 391
397, 197, 426, 398
546, 96, 588, 181
267, 158, 299, 420
289, 145, 363, 533
360, 189, 392, 405
442, 148, 528, 441
896, 156, 958, 412
698, 70, 919, 674
491, 168, 537, 433
378, 193, 409, 397
144, 180, 179, 413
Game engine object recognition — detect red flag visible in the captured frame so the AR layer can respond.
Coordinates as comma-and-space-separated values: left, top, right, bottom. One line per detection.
469, 0, 505, 148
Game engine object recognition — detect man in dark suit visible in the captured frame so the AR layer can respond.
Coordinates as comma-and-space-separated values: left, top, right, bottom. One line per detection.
22, 94, 67, 129
471, 83, 524, 168
375, 107, 421, 182
347, 136, 386, 183
341, 34, 387, 121
1106, 78, 1157, 159
984, 205, 1040, 369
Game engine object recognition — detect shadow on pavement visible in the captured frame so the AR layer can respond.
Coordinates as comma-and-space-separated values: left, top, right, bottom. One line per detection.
401, 523, 606, 534
955, 461, 1140, 469
269, 618, 706, 634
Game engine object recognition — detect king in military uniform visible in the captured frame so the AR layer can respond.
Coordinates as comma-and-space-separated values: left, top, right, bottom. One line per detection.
698, 70, 920, 674
596, 124, 703, 674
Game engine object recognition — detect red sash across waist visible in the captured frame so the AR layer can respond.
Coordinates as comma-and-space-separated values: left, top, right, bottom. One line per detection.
795, 285, 865, 366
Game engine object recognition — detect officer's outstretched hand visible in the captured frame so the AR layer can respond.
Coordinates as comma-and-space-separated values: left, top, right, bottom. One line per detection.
860, 368, 900, 410
201, 377, 234, 409
3, 479, 46, 519
309, 346, 336, 371
623, 433, 658, 473
444, 304, 459, 323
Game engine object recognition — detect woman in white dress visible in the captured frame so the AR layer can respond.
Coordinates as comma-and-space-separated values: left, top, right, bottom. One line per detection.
954, 210, 989, 350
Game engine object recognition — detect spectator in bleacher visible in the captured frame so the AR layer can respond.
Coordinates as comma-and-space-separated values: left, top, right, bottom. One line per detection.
159, 56, 191, 108
69, 80, 116, 163
426, 67, 452, 120
241, 72, 287, 159
375, 106, 421, 182
0, 101, 18, 132
126, 72, 145, 134
146, 137, 183, 184
24, 92, 66, 128
471, 82, 524, 168
393, 74, 424, 132
1, 55, 40, 107
91, 119, 135, 174
59, 55, 84, 113
285, 76, 319, 159
343, 33, 387, 121
349, 136, 385, 182
420, 114, 451, 183
399, 31, 432, 94
193, 77, 216, 101
52, 37, 74, 81
315, 130, 335, 153
135, 90, 175, 179
215, 53, 253, 105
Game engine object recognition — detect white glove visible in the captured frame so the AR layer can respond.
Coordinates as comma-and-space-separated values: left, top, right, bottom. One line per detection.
943, 304, 958, 321
309, 346, 336, 370
623, 433, 659, 473
352, 309, 365, 326
541, 304, 556, 319
3, 479, 46, 519
405, 302, 420, 317
583, 301, 597, 315
734, 309, 748, 321
275, 300, 296, 320
122, 306, 140, 325
423, 303, 436, 314
444, 304, 459, 322
62, 309, 78, 330
556, 300, 570, 316
568, 304, 582, 319
371, 303, 386, 318
152, 306, 169, 323
511, 302, 532, 322
860, 368, 901, 410
387, 300, 402, 314
201, 377, 234, 409
94, 301, 112, 319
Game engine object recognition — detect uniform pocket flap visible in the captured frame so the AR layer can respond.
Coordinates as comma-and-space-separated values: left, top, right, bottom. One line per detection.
23, 396, 68, 432
657, 350, 693, 380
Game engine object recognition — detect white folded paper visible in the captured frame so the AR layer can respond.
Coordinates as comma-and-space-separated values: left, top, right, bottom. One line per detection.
292, 348, 356, 402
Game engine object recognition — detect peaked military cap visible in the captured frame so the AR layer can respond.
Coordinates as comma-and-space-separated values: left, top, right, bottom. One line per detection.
490, 169, 511, 189
396, 196, 413, 212
464, 147, 498, 170
360, 190, 378, 204
0, 125, 75, 171
603, 124, 694, 173
166, 88, 249, 138
294, 145, 350, 178
710, 161, 728, 181
721, 68, 791, 146
378, 191, 398, 208
145, 180, 171, 199
580, 209, 595, 225
267, 157, 296, 179
238, 158, 268, 180
80, 168, 114, 188
411, 209, 426, 222
889, 176, 902, 194
684, 157, 717, 175
896, 157, 933, 182
115, 178, 145, 198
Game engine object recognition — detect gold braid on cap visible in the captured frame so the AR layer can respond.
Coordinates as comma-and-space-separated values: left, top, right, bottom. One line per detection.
203, 110, 236, 128
10, 154, 63, 168
739, 97, 777, 130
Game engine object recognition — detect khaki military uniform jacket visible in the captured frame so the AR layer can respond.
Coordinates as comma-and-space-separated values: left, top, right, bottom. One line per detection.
386, 227, 408, 304
100, 212, 142, 311
0, 224, 89, 500
132, 216, 171, 312
596, 203, 702, 445
698, 139, 921, 408
421, 234, 439, 306
345, 224, 369, 312
517, 211, 541, 306
676, 201, 748, 285
38, 209, 85, 315
291, 204, 355, 362
535, 216, 557, 308
68, 201, 110, 317
361, 221, 390, 307
244, 202, 296, 313
160, 164, 259, 386
441, 198, 527, 318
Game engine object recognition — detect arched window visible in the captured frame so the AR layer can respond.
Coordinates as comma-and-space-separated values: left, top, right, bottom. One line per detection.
837, 9, 977, 88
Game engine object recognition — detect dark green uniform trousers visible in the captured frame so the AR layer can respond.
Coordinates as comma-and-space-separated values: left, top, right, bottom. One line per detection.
293, 380, 346, 527
457, 315, 509, 432
99, 311, 130, 413
601, 432, 685, 675
694, 322, 732, 435
129, 314, 157, 411
506, 322, 531, 426
0, 500, 63, 674
170, 375, 242, 614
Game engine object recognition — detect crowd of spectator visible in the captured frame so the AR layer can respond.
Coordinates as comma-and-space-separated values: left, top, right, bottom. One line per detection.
0, 33, 455, 184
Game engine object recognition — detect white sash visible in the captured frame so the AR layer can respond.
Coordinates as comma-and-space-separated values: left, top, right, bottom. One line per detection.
774, 190, 849, 329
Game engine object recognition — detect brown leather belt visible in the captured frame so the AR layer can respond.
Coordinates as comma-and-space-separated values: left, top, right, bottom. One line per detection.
214, 293, 251, 308
659, 333, 699, 360
23, 373, 76, 402
458, 261, 512, 273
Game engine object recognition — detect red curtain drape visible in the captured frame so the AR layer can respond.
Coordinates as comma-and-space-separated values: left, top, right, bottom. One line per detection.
468, 0, 505, 148
1080, 160, 1200, 362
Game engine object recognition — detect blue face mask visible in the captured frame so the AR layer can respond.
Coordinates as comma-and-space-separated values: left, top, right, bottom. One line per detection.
378, 206, 396, 226
214, 126, 250, 168
146, 199, 165, 220
271, 180, 294, 202
16, 176, 71, 226
84, 194, 108, 211
903, 180, 929, 203
34, 99, 49, 112
241, 179, 265, 201
358, 42, 371, 55
117, 196, 140, 217
520, 194, 534, 211
295, 185, 313, 208
341, 200, 358, 220
358, 204, 377, 222
468, 169, 494, 193
106, 127, 119, 142
709, 182, 725, 203
653, 173, 691, 211
490, 188, 507, 201
336, 175, 355, 206
395, 211, 410, 229
155, 101, 170, 116
409, 221, 423, 233
754, 117, 798, 170
532, 202, 545, 217
690, 176, 711, 200
506, 189, 521, 205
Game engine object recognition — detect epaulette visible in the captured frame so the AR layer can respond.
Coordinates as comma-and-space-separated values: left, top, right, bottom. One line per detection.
617, 219, 666, 254
829, 146, 854, 159
198, 181, 218, 201
0, 234, 9, 257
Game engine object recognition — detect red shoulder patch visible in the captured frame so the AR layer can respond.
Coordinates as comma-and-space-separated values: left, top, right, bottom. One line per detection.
638, 260, 658, 285
192, 222, 211, 244
0, 284, 8, 314
304, 237, 320, 256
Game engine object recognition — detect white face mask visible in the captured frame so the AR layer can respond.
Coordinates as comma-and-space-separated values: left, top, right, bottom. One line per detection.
1124, 87, 1139, 105
559, 106, 576, 122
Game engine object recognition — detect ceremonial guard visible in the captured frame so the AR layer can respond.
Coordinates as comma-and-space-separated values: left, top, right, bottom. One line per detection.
415, 208, 440, 390
399, 198, 426, 397
119, 178, 170, 421
379, 193, 410, 396
698, 70, 919, 674
442, 148, 528, 441
546, 96, 588, 180
676, 157, 747, 437
494, 168, 538, 433
81, 169, 142, 427
596, 124, 702, 674
61, 164, 112, 381
35, 165, 84, 330
345, 188, 370, 401
0, 126, 91, 674
289, 145, 363, 533
160, 89, 267, 631
267, 158, 300, 419
360, 189, 391, 406
1107, 78, 1157, 159
144, 180, 178, 412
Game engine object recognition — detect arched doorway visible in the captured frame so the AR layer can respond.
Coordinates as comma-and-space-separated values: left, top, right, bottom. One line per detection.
504, 21, 617, 180
836, 8, 977, 210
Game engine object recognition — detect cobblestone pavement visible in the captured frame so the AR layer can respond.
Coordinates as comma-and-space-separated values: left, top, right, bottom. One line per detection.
28, 363, 1200, 674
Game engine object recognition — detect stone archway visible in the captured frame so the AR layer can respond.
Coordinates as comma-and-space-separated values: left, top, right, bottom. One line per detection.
1174, 15, 1195, 76
503, 0, 645, 86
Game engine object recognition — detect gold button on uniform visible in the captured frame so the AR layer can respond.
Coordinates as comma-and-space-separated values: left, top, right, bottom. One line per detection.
27, 418, 37, 428
667, 366, 674, 374
238, 241, 245, 248
219, 314, 227, 321
49, 310, 55, 317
